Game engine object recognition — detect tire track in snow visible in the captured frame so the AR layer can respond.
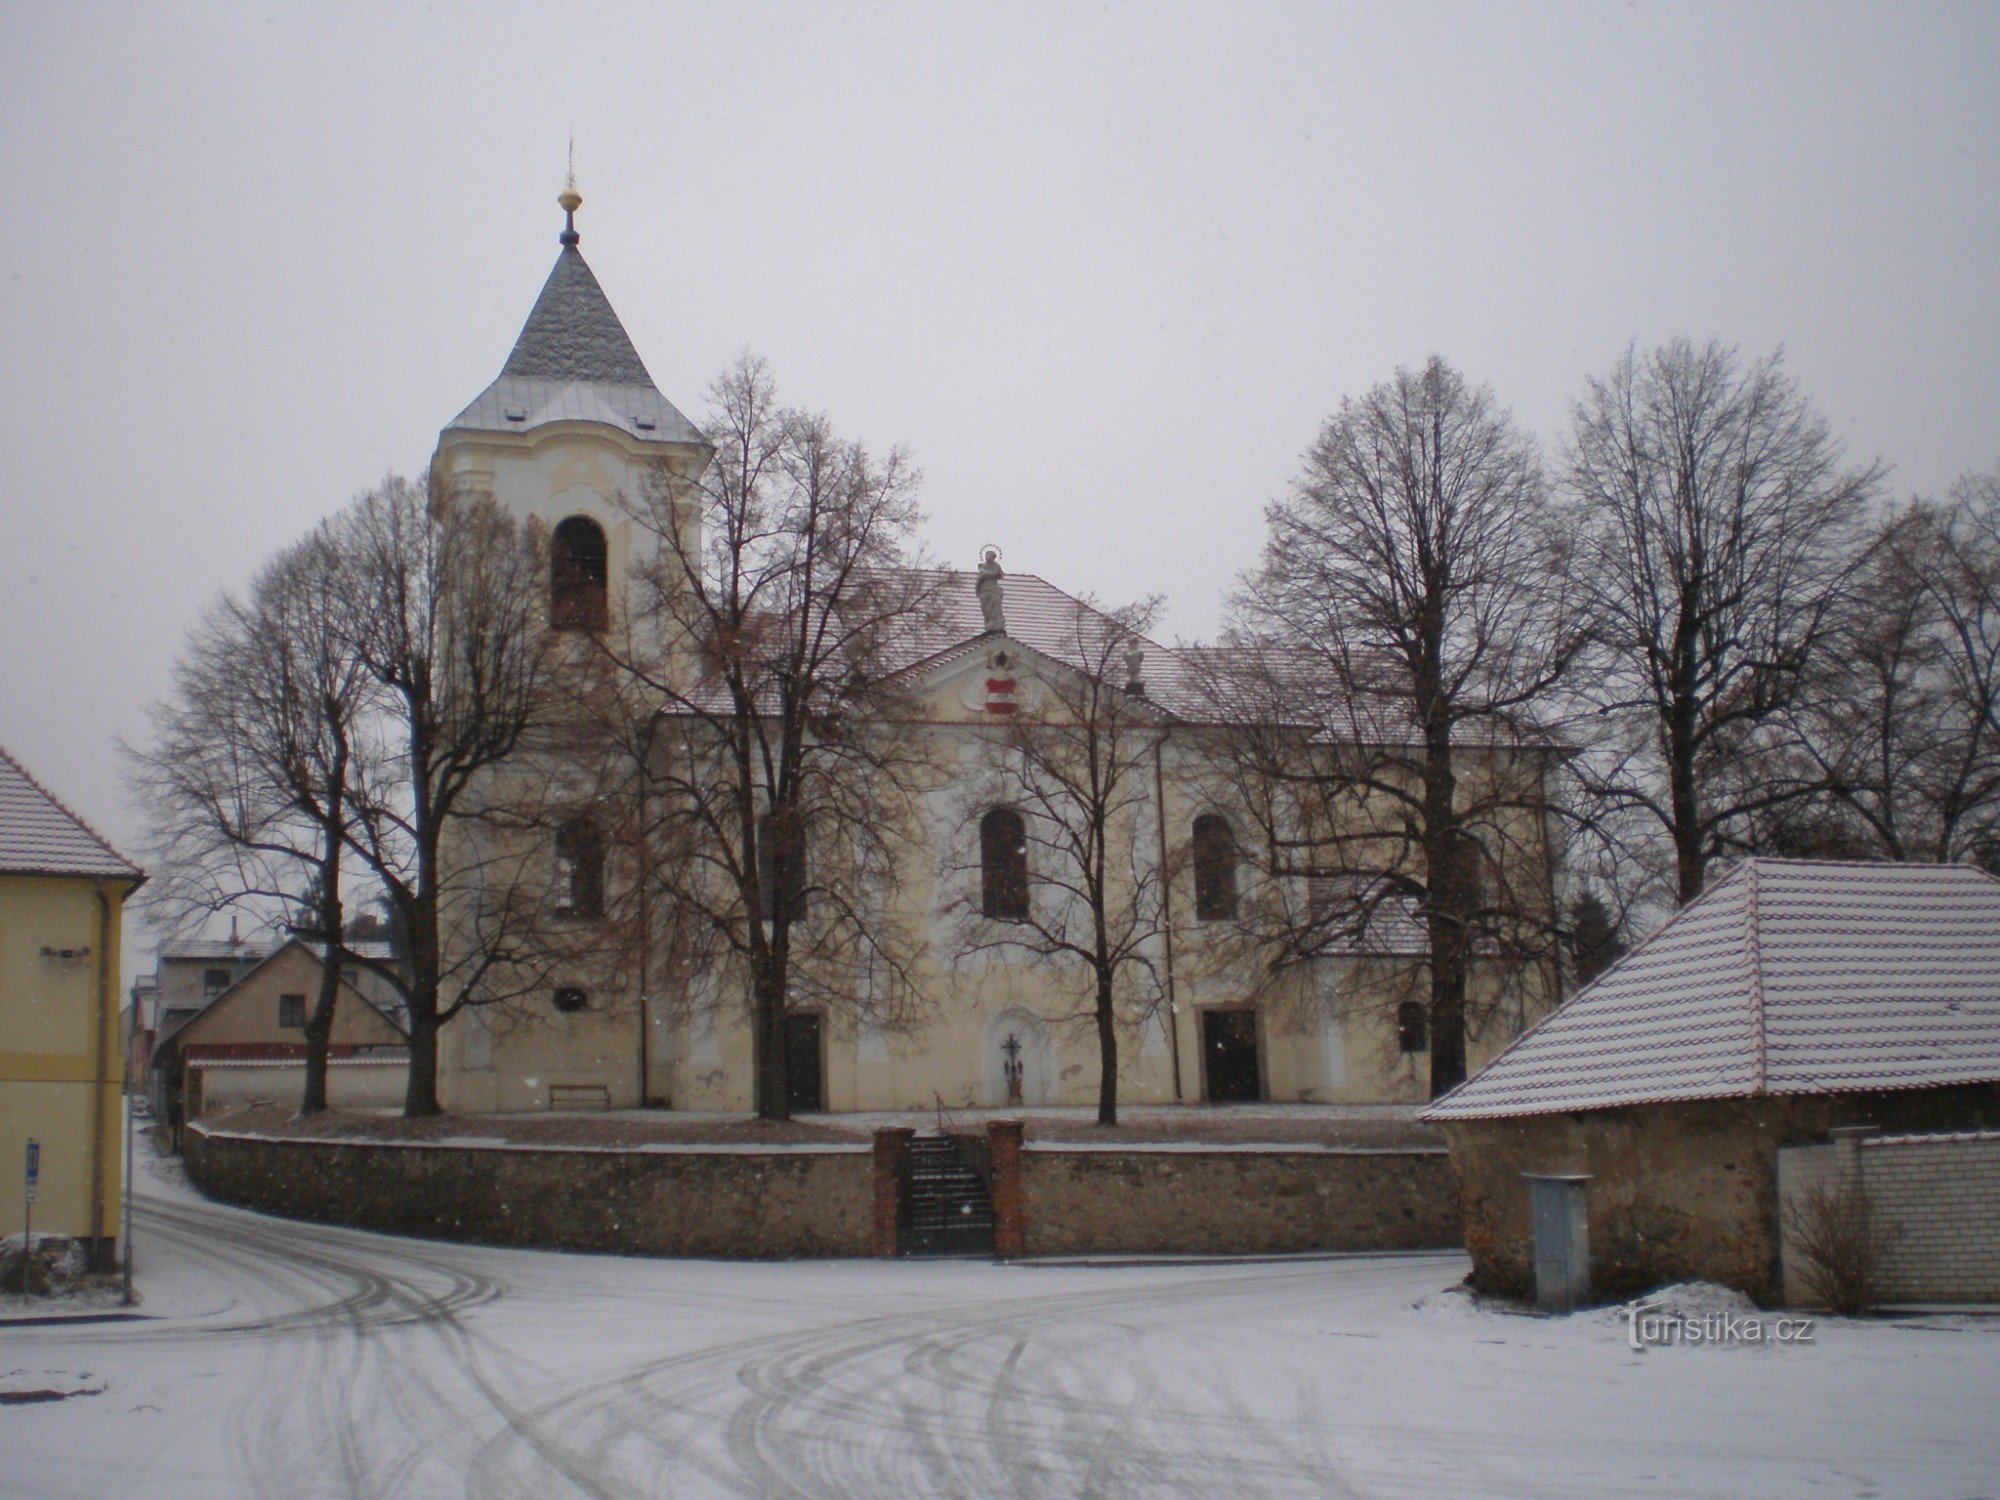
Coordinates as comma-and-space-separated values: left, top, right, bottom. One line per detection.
463, 1262, 1394, 1497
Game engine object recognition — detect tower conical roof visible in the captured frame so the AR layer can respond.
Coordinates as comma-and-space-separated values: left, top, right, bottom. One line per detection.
501, 245, 656, 386
443, 235, 704, 449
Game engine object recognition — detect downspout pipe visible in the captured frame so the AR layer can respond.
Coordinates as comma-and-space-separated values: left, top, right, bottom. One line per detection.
89, 880, 115, 1270
1152, 736, 1183, 1102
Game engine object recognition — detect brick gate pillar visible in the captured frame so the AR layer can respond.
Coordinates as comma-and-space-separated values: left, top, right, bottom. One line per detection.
988, 1118, 1026, 1258
872, 1127, 914, 1257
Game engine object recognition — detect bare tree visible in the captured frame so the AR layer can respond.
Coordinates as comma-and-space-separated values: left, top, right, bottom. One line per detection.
1778, 467, 2000, 870
945, 597, 1172, 1126
131, 527, 369, 1116
1228, 357, 1579, 1097
334, 475, 557, 1117
608, 356, 939, 1121
1567, 339, 1883, 903
1785, 1174, 1902, 1315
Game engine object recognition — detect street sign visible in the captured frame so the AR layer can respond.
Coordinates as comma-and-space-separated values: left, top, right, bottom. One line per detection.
24, 1139, 38, 1205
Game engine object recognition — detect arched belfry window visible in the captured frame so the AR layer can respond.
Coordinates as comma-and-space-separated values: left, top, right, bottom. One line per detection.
551, 516, 609, 631
554, 816, 605, 919
1192, 814, 1239, 921
758, 810, 809, 924
981, 808, 1029, 922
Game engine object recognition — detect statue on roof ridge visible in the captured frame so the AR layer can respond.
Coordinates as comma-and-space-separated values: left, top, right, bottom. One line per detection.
976, 547, 1006, 635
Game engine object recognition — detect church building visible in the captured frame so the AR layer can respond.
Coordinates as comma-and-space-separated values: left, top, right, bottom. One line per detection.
430, 188, 1557, 1116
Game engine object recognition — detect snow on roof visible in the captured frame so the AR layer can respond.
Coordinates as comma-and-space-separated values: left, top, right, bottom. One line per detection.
0, 743, 142, 880
158, 937, 280, 962
1422, 859, 2000, 1122
443, 244, 703, 448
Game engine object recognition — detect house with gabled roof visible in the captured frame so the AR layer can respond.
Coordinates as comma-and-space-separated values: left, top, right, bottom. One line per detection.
0, 743, 144, 1268
1421, 858, 2000, 1303
150, 939, 408, 1141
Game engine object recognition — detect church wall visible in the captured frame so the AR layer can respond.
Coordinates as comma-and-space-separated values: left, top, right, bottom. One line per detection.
420, 246, 1559, 1120
428, 670, 1559, 1116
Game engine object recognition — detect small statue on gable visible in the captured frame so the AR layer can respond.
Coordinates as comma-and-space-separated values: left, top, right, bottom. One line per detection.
976, 547, 1007, 635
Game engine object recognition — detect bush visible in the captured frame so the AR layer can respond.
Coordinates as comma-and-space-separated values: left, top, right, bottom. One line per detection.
1785, 1176, 1901, 1314
0, 1233, 88, 1296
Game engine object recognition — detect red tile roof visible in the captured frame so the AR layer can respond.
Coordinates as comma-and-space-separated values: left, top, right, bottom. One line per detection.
0, 743, 142, 880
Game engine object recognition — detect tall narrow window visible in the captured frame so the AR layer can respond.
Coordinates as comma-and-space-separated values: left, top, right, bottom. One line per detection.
758, 810, 808, 924
981, 808, 1029, 922
554, 817, 605, 919
1396, 1000, 1430, 1053
1192, 814, 1239, 921
551, 516, 609, 631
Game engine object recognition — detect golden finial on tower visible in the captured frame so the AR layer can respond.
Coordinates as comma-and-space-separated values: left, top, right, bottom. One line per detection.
559, 136, 582, 245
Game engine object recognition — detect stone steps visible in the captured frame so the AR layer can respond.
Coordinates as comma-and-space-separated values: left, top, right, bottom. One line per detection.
903, 1135, 996, 1256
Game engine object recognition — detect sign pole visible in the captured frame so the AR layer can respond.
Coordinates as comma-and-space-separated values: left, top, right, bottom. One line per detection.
22, 1138, 38, 1298
122, 1090, 135, 1305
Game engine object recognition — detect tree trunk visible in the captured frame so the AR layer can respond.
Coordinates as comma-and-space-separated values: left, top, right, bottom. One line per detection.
753, 960, 791, 1122
402, 1001, 441, 1117
300, 875, 342, 1118
1425, 922, 1469, 1099
300, 953, 340, 1117
1668, 698, 1704, 904
1094, 966, 1119, 1126
1422, 709, 1469, 1099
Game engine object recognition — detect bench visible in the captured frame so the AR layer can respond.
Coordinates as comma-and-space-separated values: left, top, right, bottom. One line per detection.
547, 1083, 612, 1112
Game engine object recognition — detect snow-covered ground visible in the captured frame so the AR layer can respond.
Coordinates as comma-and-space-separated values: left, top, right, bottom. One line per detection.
4, 1142, 1997, 1499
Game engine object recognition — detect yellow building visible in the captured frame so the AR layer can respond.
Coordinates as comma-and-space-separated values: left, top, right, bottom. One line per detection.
431, 201, 1558, 1116
0, 745, 142, 1267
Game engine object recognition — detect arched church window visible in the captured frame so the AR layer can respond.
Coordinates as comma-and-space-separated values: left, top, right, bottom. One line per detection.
1396, 1000, 1430, 1054
554, 816, 604, 919
551, 516, 609, 631
757, 809, 809, 924
981, 808, 1029, 922
1192, 814, 1239, 921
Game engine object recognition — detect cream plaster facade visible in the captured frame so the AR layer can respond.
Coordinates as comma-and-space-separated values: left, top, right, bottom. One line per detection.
427, 216, 1557, 1117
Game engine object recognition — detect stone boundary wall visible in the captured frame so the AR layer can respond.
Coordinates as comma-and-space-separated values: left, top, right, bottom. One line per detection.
184, 1123, 874, 1258
1013, 1139, 1458, 1256
1779, 1128, 2000, 1304
186, 1119, 1460, 1262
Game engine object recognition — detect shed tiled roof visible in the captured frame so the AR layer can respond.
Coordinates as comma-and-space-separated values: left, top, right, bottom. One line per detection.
1421, 859, 2000, 1121
443, 244, 703, 448
0, 744, 142, 880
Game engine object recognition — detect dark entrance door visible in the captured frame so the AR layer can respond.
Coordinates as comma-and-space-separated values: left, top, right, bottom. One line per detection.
784, 1013, 824, 1114
1203, 1009, 1261, 1103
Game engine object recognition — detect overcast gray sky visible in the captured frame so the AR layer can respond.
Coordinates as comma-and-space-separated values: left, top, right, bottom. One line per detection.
4, 2, 1997, 962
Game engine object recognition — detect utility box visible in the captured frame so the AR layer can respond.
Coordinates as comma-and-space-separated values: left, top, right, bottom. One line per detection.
1527, 1173, 1591, 1312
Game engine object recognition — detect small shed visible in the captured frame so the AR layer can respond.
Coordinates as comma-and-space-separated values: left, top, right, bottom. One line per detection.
1421, 859, 2000, 1304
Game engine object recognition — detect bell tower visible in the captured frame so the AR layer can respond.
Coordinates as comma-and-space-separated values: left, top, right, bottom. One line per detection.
431, 179, 710, 651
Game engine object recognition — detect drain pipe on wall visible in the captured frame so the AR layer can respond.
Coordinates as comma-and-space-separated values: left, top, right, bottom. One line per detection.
89, 879, 115, 1271
1152, 737, 1183, 1102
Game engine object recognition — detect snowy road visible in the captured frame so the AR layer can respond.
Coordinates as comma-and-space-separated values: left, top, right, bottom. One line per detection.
5, 1148, 1999, 1499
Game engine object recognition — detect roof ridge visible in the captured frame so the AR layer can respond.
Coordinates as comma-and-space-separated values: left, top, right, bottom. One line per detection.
0, 741, 141, 877
1743, 858, 1768, 1092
